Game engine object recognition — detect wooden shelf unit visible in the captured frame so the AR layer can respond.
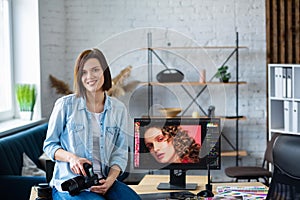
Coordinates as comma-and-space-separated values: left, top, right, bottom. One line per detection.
140, 46, 248, 50
221, 150, 248, 157
140, 81, 247, 86
143, 32, 246, 165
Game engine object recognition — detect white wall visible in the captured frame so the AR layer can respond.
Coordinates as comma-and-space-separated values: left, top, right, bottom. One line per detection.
39, 0, 66, 118
39, 0, 266, 182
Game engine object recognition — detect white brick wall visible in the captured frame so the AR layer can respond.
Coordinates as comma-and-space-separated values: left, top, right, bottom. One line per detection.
39, 0, 66, 116
39, 0, 266, 182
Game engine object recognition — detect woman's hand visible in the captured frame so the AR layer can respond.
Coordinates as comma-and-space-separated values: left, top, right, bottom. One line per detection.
54, 148, 92, 176
90, 178, 114, 195
69, 156, 92, 176
90, 164, 120, 195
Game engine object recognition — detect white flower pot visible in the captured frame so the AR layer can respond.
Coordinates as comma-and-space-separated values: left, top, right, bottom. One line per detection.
20, 111, 33, 120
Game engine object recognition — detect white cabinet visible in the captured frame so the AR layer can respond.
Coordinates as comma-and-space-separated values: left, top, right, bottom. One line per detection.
268, 64, 300, 135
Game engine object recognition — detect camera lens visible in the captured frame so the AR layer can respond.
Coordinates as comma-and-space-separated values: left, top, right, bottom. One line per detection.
60, 163, 99, 196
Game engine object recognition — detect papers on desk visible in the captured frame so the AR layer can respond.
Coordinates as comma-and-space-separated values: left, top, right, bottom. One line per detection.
214, 186, 268, 200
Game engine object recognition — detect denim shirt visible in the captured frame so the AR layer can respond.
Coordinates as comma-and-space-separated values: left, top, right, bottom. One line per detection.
43, 94, 128, 191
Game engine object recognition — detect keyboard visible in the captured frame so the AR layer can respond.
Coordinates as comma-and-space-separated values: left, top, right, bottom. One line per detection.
139, 191, 198, 200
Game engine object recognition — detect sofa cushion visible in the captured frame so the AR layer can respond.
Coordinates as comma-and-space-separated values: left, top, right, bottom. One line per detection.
0, 123, 48, 175
22, 152, 46, 176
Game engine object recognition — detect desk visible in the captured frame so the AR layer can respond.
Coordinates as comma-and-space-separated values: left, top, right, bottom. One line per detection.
129, 175, 267, 195
29, 175, 267, 199
132, 175, 206, 194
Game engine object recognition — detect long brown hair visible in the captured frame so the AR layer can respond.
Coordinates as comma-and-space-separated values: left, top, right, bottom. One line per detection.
73, 48, 112, 97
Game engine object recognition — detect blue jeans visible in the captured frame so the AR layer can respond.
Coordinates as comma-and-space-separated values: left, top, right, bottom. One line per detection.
52, 181, 141, 200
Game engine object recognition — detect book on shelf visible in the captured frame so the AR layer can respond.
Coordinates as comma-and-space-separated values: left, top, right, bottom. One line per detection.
284, 101, 293, 132
274, 67, 292, 99
286, 67, 292, 98
282, 68, 287, 98
293, 102, 299, 133
274, 67, 283, 98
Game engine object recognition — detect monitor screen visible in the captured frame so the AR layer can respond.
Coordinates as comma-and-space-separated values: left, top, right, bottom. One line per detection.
133, 117, 221, 190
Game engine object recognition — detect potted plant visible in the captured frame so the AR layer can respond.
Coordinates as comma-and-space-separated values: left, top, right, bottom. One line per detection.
215, 65, 231, 83
15, 84, 37, 120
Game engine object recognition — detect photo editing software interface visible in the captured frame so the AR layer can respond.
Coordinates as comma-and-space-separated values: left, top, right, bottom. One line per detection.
133, 117, 221, 190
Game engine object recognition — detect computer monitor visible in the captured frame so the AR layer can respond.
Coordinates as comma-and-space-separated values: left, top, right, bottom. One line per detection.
133, 117, 221, 190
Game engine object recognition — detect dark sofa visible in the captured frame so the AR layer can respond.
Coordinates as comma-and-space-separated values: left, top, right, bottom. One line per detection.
0, 123, 48, 200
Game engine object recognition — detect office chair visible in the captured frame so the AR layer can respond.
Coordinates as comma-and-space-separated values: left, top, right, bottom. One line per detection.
224, 133, 279, 186
266, 134, 300, 200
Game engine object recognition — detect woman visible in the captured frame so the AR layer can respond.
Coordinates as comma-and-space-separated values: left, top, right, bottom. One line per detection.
43, 48, 141, 200
144, 125, 200, 164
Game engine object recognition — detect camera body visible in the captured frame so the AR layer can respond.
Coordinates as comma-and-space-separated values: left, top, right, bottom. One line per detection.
61, 163, 100, 196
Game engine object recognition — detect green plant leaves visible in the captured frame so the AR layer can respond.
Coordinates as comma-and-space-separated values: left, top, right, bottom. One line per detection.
215, 65, 231, 81
15, 84, 36, 112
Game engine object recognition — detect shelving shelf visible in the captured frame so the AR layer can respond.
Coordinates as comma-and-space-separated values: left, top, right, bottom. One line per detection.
268, 64, 300, 140
142, 32, 246, 166
221, 150, 248, 157
139, 81, 247, 86
142, 115, 247, 120
140, 46, 248, 50
267, 64, 300, 171
269, 128, 297, 135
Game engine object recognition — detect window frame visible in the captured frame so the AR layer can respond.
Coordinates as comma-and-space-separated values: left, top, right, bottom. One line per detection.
0, 0, 15, 122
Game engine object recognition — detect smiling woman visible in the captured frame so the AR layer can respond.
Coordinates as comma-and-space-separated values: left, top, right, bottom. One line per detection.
0, 0, 14, 121
43, 48, 141, 200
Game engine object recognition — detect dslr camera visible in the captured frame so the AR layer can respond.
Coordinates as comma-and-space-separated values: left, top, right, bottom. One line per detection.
61, 163, 100, 196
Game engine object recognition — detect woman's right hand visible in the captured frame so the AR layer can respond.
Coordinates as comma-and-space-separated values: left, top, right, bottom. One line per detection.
54, 148, 92, 176
69, 156, 92, 176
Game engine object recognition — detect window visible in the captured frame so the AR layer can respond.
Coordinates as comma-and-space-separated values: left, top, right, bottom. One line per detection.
0, 0, 14, 121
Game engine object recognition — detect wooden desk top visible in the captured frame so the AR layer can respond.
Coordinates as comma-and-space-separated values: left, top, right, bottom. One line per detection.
138, 174, 207, 186
129, 174, 267, 195
29, 175, 267, 199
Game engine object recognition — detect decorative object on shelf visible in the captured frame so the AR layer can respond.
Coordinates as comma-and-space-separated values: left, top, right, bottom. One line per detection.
199, 69, 206, 83
215, 65, 231, 83
192, 111, 200, 118
156, 69, 184, 83
49, 75, 73, 95
15, 83, 37, 120
107, 66, 140, 97
159, 108, 182, 117
49, 65, 139, 98
207, 105, 215, 118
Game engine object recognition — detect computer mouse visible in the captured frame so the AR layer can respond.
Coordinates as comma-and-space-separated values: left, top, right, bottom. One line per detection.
197, 189, 214, 197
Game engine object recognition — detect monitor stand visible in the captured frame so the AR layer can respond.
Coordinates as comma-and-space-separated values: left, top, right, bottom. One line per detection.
157, 169, 197, 190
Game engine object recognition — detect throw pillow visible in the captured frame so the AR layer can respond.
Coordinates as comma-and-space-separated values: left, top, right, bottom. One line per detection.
22, 152, 46, 176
